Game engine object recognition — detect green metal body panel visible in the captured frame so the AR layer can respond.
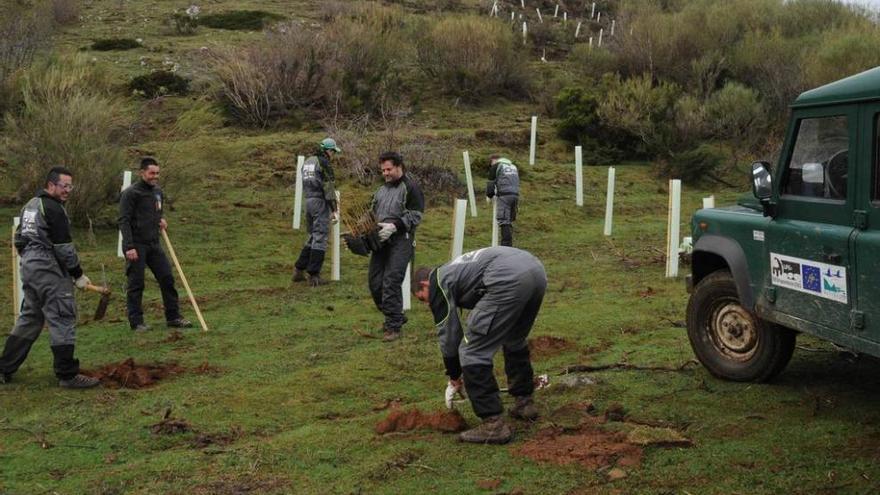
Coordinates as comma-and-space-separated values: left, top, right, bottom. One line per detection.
691, 66, 880, 358
794, 66, 880, 108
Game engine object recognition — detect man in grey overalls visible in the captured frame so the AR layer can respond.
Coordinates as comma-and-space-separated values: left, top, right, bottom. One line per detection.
0, 167, 100, 388
413, 246, 546, 444
486, 155, 519, 247
293, 138, 340, 286
370, 151, 424, 342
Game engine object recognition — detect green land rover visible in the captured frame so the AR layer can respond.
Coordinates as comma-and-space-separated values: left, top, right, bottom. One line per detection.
687, 67, 880, 382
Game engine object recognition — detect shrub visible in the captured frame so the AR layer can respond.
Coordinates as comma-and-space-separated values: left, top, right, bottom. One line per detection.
598, 74, 681, 157
199, 10, 283, 31
704, 82, 763, 142
203, 23, 334, 127
805, 28, 880, 88
3, 56, 130, 224
568, 44, 619, 79
129, 70, 190, 98
51, 0, 79, 25
555, 85, 637, 164
415, 16, 530, 101
322, 6, 412, 114
171, 12, 198, 35
90, 38, 141, 51
659, 143, 727, 185
731, 29, 810, 114
0, 7, 52, 108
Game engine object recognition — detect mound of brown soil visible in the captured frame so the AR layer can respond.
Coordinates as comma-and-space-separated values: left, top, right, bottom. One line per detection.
375, 408, 468, 434
515, 426, 643, 470
84, 358, 185, 389
529, 336, 573, 357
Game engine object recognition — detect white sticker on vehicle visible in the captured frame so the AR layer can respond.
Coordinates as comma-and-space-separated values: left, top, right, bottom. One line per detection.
770, 252, 847, 304
753, 230, 764, 242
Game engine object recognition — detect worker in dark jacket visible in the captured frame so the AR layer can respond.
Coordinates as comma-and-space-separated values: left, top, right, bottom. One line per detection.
486, 155, 519, 247
369, 151, 424, 342
0, 167, 100, 388
119, 157, 191, 332
293, 138, 341, 286
413, 247, 546, 444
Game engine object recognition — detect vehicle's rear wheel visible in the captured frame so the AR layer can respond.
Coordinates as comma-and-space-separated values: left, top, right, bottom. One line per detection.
687, 270, 796, 382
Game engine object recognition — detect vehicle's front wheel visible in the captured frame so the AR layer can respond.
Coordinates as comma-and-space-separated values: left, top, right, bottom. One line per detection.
687, 270, 796, 382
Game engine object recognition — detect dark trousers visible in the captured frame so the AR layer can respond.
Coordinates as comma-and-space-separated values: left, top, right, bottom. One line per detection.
368, 233, 413, 331
126, 242, 181, 328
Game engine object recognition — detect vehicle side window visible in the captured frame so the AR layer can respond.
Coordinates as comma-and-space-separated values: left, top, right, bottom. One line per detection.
782, 116, 848, 200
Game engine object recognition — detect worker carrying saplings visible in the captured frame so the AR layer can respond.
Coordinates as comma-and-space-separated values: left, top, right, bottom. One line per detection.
0, 167, 100, 388
293, 138, 341, 287
412, 246, 546, 444
485, 155, 519, 247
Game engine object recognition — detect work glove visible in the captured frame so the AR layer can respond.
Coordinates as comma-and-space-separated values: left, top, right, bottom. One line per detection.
331, 211, 339, 225
74, 274, 91, 290
444, 378, 467, 410
377, 222, 397, 242
485, 196, 492, 204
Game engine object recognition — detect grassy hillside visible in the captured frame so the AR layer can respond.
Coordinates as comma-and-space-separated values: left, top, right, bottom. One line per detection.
2, 1, 880, 494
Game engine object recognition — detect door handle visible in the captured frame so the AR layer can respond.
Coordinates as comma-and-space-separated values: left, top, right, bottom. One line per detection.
822, 252, 842, 264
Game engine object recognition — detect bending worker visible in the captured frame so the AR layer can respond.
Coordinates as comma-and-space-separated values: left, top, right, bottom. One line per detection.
413, 246, 546, 444
119, 157, 192, 332
486, 155, 519, 247
370, 151, 424, 342
293, 138, 341, 286
0, 167, 100, 388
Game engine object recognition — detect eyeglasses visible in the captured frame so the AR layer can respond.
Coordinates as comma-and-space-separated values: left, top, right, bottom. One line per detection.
54, 182, 74, 191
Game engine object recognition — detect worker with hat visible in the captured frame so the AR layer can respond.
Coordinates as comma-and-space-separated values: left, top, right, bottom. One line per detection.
293, 137, 341, 286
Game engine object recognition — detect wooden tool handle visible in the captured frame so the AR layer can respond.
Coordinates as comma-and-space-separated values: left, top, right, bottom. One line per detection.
84, 283, 110, 295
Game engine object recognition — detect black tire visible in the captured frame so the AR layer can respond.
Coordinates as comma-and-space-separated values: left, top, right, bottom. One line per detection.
686, 270, 796, 382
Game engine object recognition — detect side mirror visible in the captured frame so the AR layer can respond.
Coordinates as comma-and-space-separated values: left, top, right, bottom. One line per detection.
751, 161, 776, 217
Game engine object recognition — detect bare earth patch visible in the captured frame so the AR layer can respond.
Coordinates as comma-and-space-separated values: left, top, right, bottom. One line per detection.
375, 408, 468, 434
514, 425, 644, 470
84, 358, 185, 389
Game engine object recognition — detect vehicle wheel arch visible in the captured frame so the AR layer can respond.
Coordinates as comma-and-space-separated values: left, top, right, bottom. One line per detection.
693, 235, 755, 310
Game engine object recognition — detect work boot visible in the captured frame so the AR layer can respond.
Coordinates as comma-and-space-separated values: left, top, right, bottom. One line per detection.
167, 318, 193, 328
133, 323, 151, 332
509, 395, 539, 420
382, 329, 401, 342
308, 274, 328, 287
458, 415, 512, 444
292, 268, 307, 282
58, 374, 100, 389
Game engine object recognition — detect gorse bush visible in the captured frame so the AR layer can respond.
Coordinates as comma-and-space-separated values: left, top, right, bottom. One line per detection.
415, 16, 530, 101
3, 56, 130, 225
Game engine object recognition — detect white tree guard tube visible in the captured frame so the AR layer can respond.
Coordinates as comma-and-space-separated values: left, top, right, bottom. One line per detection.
293, 155, 304, 230
12, 217, 22, 318
491, 197, 499, 247
451, 199, 467, 259
529, 116, 538, 165
702, 195, 715, 209
575, 146, 584, 207
402, 262, 411, 311
603, 167, 615, 236
463, 151, 477, 217
666, 179, 682, 278
117, 170, 132, 258
332, 191, 341, 281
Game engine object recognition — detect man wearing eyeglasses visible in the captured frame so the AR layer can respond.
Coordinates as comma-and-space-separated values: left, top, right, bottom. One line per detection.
0, 166, 100, 388
119, 157, 192, 332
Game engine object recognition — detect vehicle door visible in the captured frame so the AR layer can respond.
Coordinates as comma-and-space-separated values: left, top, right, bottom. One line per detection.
854, 103, 880, 342
763, 106, 856, 333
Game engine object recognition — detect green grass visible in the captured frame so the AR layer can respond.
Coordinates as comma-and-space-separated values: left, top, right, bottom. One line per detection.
2, 1, 880, 494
